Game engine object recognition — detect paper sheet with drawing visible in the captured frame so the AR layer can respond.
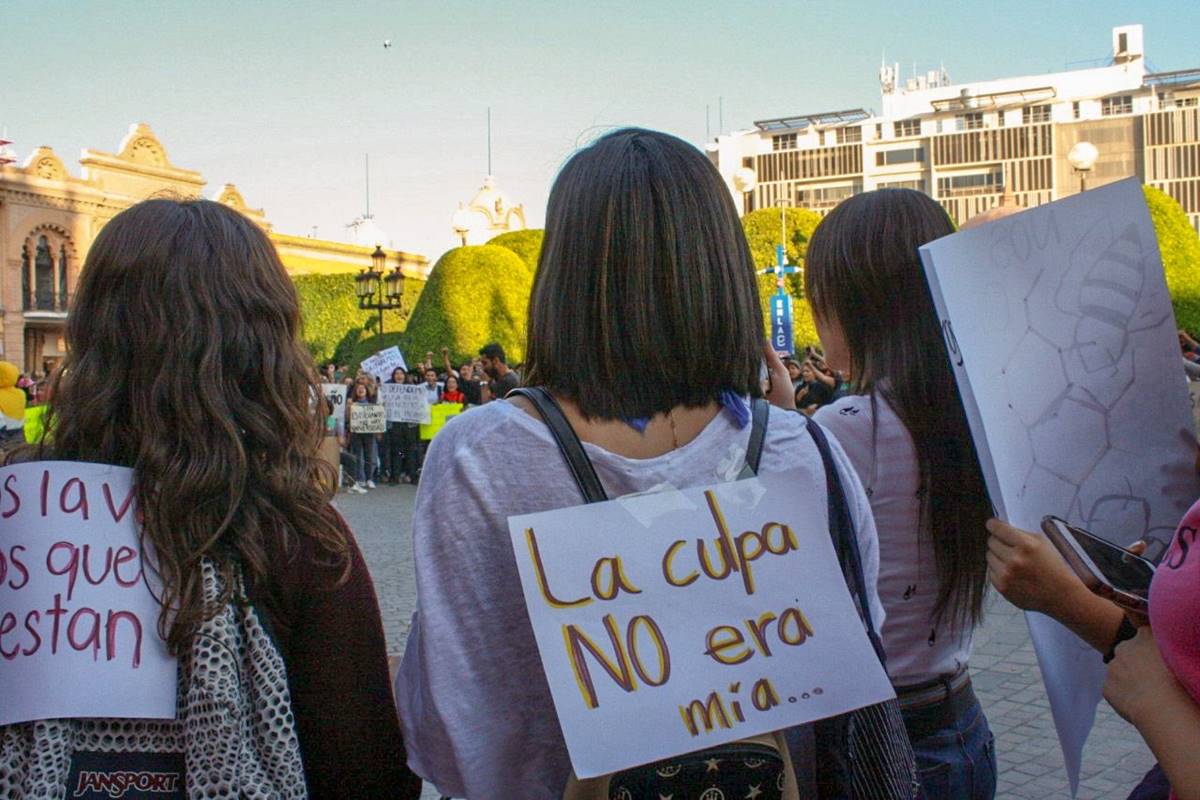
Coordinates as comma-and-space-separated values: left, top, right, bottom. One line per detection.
919, 177, 1200, 793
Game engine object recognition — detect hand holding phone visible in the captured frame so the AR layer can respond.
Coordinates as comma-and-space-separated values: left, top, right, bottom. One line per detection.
1040, 516, 1155, 614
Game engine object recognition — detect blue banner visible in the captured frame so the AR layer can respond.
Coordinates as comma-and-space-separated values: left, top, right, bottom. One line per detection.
770, 292, 794, 355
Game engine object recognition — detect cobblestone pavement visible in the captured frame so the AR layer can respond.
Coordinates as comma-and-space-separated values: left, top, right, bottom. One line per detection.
340, 483, 1155, 800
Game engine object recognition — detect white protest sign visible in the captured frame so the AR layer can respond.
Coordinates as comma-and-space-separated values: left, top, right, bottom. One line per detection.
0, 462, 177, 725
379, 383, 432, 425
360, 346, 407, 382
349, 403, 387, 434
321, 383, 347, 414
508, 468, 894, 779
919, 177, 1199, 792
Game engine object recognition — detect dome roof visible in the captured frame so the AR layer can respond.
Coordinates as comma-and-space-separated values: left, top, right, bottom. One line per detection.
348, 214, 391, 248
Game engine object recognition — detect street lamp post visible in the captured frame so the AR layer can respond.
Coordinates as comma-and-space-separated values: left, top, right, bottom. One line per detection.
354, 245, 408, 340
1067, 141, 1099, 193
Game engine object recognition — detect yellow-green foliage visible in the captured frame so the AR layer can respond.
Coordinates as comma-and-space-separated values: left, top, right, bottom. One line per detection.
487, 229, 543, 274
401, 245, 532, 365
741, 207, 824, 349
1144, 185, 1200, 334
293, 273, 422, 365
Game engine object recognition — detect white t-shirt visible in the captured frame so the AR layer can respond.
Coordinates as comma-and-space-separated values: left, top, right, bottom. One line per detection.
395, 399, 883, 800
815, 392, 974, 685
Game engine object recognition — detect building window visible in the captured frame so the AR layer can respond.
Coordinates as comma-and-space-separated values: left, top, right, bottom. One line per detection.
875, 147, 925, 166
895, 119, 921, 138
836, 126, 862, 144
878, 179, 926, 192
21, 243, 31, 310
1073, 101, 1082, 119
58, 245, 69, 307
795, 184, 859, 208
956, 112, 984, 131
1102, 95, 1133, 116
1023, 104, 1051, 124
937, 170, 1004, 196
875, 123, 883, 139
33, 236, 54, 311
772, 133, 797, 151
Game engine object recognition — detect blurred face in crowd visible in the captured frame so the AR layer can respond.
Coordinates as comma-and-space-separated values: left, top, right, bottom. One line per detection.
352, 383, 368, 401
323, 363, 335, 379
479, 355, 499, 379
786, 361, 802, 381
425, 368, 438, 387
460, 363, 473, 380
391, 367, 406, 383
445, 375, 459, 394
799, 362, 815, 382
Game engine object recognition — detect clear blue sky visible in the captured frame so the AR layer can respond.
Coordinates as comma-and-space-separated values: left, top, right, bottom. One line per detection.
3, 0, 1197, 261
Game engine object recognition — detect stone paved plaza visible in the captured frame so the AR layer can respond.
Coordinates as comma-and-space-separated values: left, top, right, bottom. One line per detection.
342, 483, 1155, 800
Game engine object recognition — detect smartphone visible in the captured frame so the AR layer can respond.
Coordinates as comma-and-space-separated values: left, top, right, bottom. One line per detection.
1040, 516, 1155, 613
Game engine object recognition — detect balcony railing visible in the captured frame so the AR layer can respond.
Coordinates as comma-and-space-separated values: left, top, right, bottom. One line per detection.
24, 290, 70, 313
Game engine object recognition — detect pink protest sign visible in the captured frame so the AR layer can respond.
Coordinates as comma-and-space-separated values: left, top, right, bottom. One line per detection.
0, 461, 177, 725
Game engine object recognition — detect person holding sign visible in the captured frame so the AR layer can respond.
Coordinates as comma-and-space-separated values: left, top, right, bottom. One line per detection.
2, 198, 419, 798
395, 128, 913, 800
773, 189, 996, 800
347, 381, 381, 491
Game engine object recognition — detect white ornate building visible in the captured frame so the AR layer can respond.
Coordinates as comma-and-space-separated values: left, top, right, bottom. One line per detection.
451, 175, 527, 245
0, 123, 428, 374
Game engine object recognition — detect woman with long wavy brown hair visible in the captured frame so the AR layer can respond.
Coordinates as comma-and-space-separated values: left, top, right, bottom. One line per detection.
14, 197, 420, 798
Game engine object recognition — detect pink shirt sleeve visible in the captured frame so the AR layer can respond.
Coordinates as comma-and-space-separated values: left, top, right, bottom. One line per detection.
1149, 499, 1200, 705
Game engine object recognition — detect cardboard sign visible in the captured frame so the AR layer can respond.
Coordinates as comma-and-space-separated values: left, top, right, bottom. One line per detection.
419, 402, 463, 441
321, 383, 348, 414
349, 403, 386, 434
919, 178, 1200, 791
0, 461, 177, 725
360, 346, 408, 382
379, 383, 432, 425
507, 468, 894, 778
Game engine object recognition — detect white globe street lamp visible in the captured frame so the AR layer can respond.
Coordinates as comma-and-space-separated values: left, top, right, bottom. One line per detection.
1067, 141, 1099, 192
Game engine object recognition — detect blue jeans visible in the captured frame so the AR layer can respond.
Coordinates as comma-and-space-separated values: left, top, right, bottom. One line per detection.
906, 692, 996, 800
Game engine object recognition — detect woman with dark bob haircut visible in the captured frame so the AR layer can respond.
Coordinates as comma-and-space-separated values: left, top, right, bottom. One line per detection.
783, 189, 995, 799
396, 129, 909, 799
3, 198, 420, 798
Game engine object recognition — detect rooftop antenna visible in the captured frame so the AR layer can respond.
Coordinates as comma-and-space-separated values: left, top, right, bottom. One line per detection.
364, 154, 371, 218
487, 107, 492, 176
718, 96, 724, 135
706, 104, 711, 140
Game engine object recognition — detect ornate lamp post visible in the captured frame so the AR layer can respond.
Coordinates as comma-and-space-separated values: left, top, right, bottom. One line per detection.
451, 203, 473, 247
354, 245, 408, 340
1067, 141, 1099, 193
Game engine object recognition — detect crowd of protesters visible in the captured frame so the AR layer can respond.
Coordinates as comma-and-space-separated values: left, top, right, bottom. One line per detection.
318, 343, 521, 493
2, 127, 1199, 800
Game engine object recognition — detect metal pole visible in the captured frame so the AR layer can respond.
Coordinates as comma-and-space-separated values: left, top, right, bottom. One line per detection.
487, 107, 492, 175
365, 154, 370, 217
379, 302, 385, 341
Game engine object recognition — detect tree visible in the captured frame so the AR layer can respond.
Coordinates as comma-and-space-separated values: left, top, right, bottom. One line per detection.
741, 207, 824, 348
401, 245, 532, 365
294, 273, 422, 365
487, 229, 543, 274
1144, 184, 1200, 334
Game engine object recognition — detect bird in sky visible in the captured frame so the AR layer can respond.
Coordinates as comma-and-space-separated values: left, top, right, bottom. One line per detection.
383, 39, 392, 49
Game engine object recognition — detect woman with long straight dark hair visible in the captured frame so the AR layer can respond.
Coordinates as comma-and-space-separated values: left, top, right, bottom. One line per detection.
2, 198, 419, 798
796, 189, 995, 798
396, 129, 915, 800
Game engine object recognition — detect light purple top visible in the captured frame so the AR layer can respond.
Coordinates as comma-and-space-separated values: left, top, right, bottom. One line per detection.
395, 400, 883, 800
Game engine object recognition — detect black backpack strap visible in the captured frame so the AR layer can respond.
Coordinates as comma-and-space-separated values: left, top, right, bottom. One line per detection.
509, 387, 608, 503
741, 397, 770, 477
805, 417, 887, 666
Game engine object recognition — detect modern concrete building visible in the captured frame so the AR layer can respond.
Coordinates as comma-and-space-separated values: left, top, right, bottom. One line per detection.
710, 25, 1200, 232
0, 123, 429, 374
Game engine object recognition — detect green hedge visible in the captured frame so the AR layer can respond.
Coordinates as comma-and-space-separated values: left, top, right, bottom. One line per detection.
293, 273, 423, 366
400, 245, 532, 365
487, 229, 543, 274
741, 207, 823, 348
1144, 185, 1200, 334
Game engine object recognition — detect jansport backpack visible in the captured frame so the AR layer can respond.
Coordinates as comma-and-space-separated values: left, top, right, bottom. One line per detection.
511, 387, 919, 800
0, 559, 309, 799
